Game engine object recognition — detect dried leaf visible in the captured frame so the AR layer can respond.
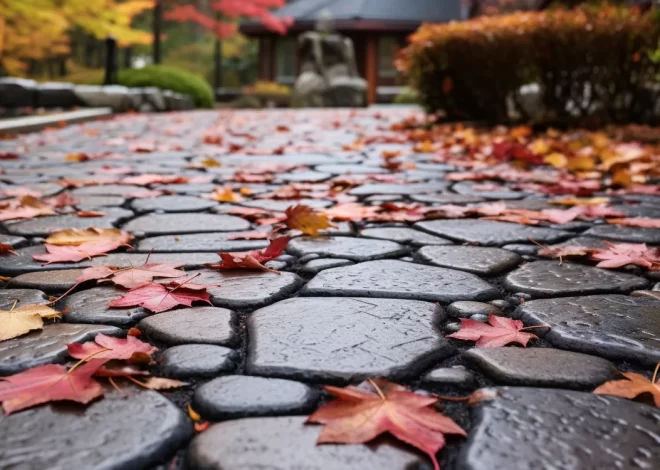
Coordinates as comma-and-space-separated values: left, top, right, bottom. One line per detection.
32, 240, 126, 265
108, 281, 212, 313
67, 333, 157, 361
593, 366, 660, 407
447, 313, 544, 348
0, 304, 61, 342
206, 236, 289, 274
285, 205, 336, 236
139, 377, 189, 390
44, 228, 132, 247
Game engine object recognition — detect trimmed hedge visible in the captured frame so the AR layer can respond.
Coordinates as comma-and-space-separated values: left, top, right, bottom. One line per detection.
397, 6, 660, 124
118, 65, 214, 108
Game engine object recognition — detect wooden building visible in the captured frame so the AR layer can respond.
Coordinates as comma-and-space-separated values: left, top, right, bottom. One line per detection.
239, 0, 467, 104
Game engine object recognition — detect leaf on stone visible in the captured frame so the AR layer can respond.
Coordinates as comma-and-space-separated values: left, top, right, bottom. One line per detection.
32, 240, 126, 265
446, 313, 542, 348
306, 378, 466, 470
208, 186, 242, 202
0, 195, 56, 221
107, 281, 212, 313
226, 230, 271, 240
44, 227, 133, 246
0, 360, 105, 415
537, 245, 592, 260
607, 217, 660, 228
206, 236, 289, 274
284, 204, 336, 235
137, 377, 189, 390
93, 363, 150, 377
45, 192, 79, 208
76, 210, 106, 217
74, 257, 186, 289
590, 242, 660, 269
593, 365, 660, 407
0, 243, 17, 256
0, 303, 61, 342
67, 333, 158, 362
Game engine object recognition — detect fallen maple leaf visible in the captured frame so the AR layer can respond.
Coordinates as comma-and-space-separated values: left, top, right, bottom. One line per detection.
32, 240, 126, 265
307, 378, 466, 470
593, 364, 659, 407
0, 303, 61, 342
108, 279, 212, 313
44, 228, 132, 246
208, 187, 242, 202
134, 377, 189, 390
67, 333, 157, 362
76, 211, 106, 217
206, 236, 289, 274
590, 242, 660, 269
285, 204, 336, 236
74, 256, 185, 289
447, 313, 547, 348
226, 230, 270, 240
607, 217, 660, 228
0, 360, 105, 414
45, 192, 79, 208
0, 243, 16, 256
0, 196, 56, 221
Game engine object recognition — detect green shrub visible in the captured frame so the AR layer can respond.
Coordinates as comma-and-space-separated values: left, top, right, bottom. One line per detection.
230, 95, 262, 109
398, 6, 660, 124
118, 65, 215, 108
393, 87, 420, 105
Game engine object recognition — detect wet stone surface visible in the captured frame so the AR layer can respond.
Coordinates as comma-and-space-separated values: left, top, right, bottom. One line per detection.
287, 236, 407, 261
360, 226, 453, 246
505, 261, 649, 297
299, 258, 353, 275
138, 306, 236, 346
415, 245, 522, 276
4, 208, 133, 236
458, 387, 660, 470
303, 260, 499, 303
0, 288, 49, 309
121, 213, 250, 235
159, 344, 236, 378
131, 194, 217, 212
447, 301, 502, 318
137, 232, 268, 252
8, 269, 85, 292
421, 366, 477, 389
60, 287, 150, 327
0, 391, 192, 469
584, 224, 660, 244
193, 375, 319, 420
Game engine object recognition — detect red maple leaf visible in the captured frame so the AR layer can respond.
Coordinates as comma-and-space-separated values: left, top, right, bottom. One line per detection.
590, 242, 660, 269
206, 236, 289, 274
607, 217, 660, 228
75, 258, 186, 289
447, 313, 546, 347
107, 279, 212, 313
67, 333, 157, 362
32, 240, 127, 265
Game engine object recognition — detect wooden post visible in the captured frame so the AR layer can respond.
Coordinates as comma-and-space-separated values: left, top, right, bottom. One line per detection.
365, 35, 377, 104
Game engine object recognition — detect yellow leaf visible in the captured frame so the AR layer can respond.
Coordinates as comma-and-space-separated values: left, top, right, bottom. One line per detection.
566, 155, 595, 172
45, 228, 133, 246
211, 187, 242, 202
552, 197, 610, 206
544, 153, 567, 169
285, 205, 336, 236
612, 168, 633, 187
530, 139, 550, 155
187, 403, 201, 421
65, 153, 88, 162
239, 187, 252, 196
200, 157, 221, 167
0, 304, 61, 342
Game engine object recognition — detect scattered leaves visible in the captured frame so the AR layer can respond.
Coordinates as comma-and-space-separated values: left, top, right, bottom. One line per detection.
206, 236, 289, 274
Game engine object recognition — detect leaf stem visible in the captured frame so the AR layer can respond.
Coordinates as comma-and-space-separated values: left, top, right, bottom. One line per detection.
367, 378, 387, 400
125, 375, 150, 389
9, 299, 18, 311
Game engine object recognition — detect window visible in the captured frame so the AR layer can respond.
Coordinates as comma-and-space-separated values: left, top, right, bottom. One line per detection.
378, 36, 399, 80
275, 37, 297, 84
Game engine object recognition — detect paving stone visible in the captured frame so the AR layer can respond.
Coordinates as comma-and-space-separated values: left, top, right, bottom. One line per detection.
137, 232, 268, 252
152, 183, 216, 194
0, 288, 48, 309
237, 199, 332, 211
349, 182, 450, 196
138, 306, 236, 346
452, 182, 526, 200
188, 270, 304, 309
131, 195, 217, 212
0, 323, 121, 374
299, 258, 353, 275
188, 416, 425, 470
221, 153, 338, 167
0, 233, 26, 248
421, 366, 477, 389
302, 260, 499, 303
279, 170, 332, 183
501, 243, 540, 256
8, 269, 85, 292
513, 294, 660, 364
584, 224, 660, 244
246, 297, 453, 382
193, 375, 319, 420
505, 261, 648, 297
121, 213, 250, 235
315, 163, 388, 174
159, 344, 235, 378
0, 391, 192, 469
550, 236, 610, 249
287, 236, 406, 261
60, 287, 150, 327
415, 245, 522, 276
457, 387, 660, 470
4, 208, 133, 236
411, 193, 486, 204
447, 301, 502, 318
465, 348, 616, 388
70, 184, 145, 196
360, 227, 453, 246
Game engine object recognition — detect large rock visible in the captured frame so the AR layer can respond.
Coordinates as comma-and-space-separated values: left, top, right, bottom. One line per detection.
287, 236, 406, 261
188, 416, 425, 470
138, 306, 236, 346
0, 391, 192, 469
246, 297, 453, 382
513, 294, 660, 365
159, 344, 235, 378
415, 245, 522, 276
457, 387, 660, 470
584, 224, 660, 244
60, 287, 150, 327
302, 260, 499, 303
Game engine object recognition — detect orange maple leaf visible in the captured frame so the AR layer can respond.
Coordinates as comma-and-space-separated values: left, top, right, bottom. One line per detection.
593, 364, 660, 407
284, 204, 336, 236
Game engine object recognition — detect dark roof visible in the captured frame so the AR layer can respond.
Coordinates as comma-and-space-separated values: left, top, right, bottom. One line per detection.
241, 0, 463, 34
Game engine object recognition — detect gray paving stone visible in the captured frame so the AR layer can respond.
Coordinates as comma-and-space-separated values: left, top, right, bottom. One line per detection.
60, 287, 150, 327
131, 195, 217, 213
8, 269, 85, 293
4, 208, 133, 236
421, 365, 477, 389
299, 258, 353, 275
188, 416, 425, 470
415, 219, 570, 246
584, 224, 660, 244
302, 260, 499, 303
74, 195, 126, 208
121, 213, 250, 235
136, 233, 268, 253
138, 306, 236, 346
349, 182, 450, 196
152, 183, 216, 194
315, 163, 387, 174
0, 288, 48, 309
447, 301, 502, 318
452, 181, 527, 200
71, 184, 145, 197
415, 245, 522, 276
513, 294, 660, 364
159, 344, 235, 378
411, 193, 486, 204
465, 348, 616, 388
246, 297, 453, 382
279, 170, 332, 183
287, 236, 406, 261
501, 244, 540, 256
193, 375, 319, 420
238, 199, 332, 211
550, 236, 614, 249
505, 261, 648, 297
0, 391, 192, 469
457, 387, 660, 470
360, 227, 453, 246
0, 323, 121, 374
221, 153, 338, 167
0, 233, 26, 248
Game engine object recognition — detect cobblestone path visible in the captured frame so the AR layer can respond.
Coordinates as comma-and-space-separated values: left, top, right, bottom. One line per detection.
0, 109, 659, 470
